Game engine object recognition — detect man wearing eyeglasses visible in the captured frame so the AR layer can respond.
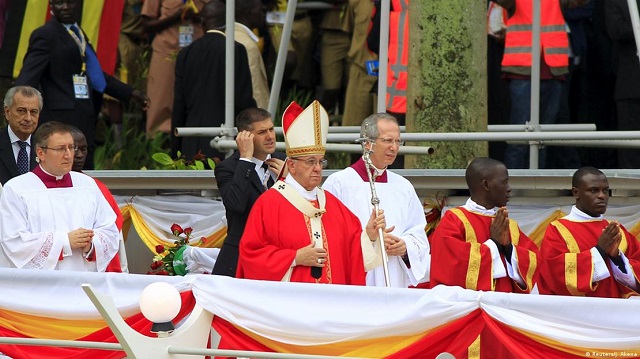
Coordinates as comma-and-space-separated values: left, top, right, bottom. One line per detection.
323, 113, 431, 288
0, 121, 119, 272
235, 101, 385, 284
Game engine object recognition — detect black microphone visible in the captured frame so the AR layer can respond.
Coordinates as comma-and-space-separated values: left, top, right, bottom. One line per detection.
311, 266, 322, 279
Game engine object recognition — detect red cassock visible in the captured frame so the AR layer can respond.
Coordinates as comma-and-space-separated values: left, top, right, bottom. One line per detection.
95, 178, 123, 273
237, 189, 366, 285
539, 219, 640, 298
429, 207, 538, 293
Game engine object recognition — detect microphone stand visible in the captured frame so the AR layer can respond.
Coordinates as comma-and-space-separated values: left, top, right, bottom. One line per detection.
362, 140, 391, 287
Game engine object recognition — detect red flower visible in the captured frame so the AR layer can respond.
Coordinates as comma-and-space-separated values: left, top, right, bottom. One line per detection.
171, 223, 183, 236
184, 227, 193, 236
150, 260, 164, 270
155, 244, 165, 254
199, 237, 206, 245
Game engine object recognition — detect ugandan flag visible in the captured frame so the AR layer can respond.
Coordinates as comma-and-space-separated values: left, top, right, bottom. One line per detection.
0, 0, 125, 79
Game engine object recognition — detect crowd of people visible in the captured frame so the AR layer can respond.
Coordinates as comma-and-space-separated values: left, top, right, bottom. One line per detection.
0, 0, 637, 171
0, 0, 639, 356
0, 83, 639, 357
1, 86, 637, 298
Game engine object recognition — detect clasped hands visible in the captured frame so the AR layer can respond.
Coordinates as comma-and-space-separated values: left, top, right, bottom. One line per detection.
68, 228, 94, 253
598, 221, 622, 258
366, 209, 407, 257
490, 207, 513, 251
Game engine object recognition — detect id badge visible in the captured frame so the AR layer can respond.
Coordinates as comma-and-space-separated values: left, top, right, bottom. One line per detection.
366, 60, 379, 76
73, 74, 90, 99
266, 11, 286, 25
179, 25, 194, 48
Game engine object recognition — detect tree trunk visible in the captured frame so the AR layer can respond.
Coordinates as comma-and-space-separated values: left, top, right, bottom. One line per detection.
406, 1, 488, 169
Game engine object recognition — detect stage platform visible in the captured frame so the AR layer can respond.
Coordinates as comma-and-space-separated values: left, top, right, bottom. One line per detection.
87, 168, 640, 203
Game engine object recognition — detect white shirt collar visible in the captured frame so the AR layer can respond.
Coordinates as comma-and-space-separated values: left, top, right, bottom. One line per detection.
284, 174, 317, 201
363, 157, 386, 177
235, 22, 259, 42
62, 22, 79, 30
462, 198, 498, 216
565, 205, 605, 221
39, 165, 65, 180
250, 154, 272, 170
7, 126, 31, 146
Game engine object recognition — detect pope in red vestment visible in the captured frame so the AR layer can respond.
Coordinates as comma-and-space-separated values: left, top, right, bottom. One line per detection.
237, 184, 366, 285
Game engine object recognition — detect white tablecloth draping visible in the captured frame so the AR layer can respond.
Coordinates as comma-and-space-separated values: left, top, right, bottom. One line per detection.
1, 269, 640, 358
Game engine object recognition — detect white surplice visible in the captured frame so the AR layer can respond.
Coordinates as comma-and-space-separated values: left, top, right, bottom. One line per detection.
0, 171, 119, 272
323, 165, 431, 287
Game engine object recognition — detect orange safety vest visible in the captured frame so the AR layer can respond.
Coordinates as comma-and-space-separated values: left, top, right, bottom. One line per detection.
386, 0, 408, 114
501, 0, 569, 76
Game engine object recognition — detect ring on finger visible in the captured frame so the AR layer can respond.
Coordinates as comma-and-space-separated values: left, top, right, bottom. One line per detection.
317, 258, 322, 264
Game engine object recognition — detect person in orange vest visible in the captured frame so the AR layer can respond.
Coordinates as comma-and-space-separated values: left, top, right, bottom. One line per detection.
495, 0, 588, 169
367, 0, 407, 168
368, 0, 408, 123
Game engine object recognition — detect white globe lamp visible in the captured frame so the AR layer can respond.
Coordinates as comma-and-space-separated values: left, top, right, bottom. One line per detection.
139, 282, 182, 335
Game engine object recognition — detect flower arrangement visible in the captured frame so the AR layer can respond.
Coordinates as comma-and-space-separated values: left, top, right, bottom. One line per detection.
424, 193, 446, 236
148, 223, 206, 276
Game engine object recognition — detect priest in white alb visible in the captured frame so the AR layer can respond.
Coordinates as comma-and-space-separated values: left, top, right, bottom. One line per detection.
0, 121, 119, 271
323, 113, 431, 288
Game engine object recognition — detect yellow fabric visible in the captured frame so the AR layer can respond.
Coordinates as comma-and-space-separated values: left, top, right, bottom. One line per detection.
511, 325, 640, 358
508, 219, 521, 245
468, 334, 481, 359
528, 209, 565, 248
81, 1, 105, 48
449, 208, 483, 291
0, 308, 106, 340
525, 250, 537, 291
235, 322, 432, 358
13, 3, 49, 78
125, 204, 226, 254
120, 205, 133, 242
628, 221, 640, 239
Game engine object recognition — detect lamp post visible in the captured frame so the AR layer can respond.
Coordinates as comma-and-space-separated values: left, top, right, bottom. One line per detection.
82, 283, 213, 359
139, 282, 181, 336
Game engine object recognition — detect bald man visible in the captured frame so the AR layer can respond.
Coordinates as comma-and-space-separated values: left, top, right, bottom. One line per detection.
429, 157, 539, 293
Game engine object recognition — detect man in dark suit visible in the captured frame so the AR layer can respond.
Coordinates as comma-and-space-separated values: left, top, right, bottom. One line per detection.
606, 0, 640, 168
212, 108, 286, 277
15, 0, 148, 169
171, 0, 256, 162
0, 86, 40, 185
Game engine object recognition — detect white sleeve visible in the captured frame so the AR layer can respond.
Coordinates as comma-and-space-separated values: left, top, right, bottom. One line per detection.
610, 251, 638, 291
90, 187, 120, 272
590, 247, 612, 282
400, 191, 431, 285
483, 239, 507, 279
0, 181, 64, 269
506, 249, 525, 287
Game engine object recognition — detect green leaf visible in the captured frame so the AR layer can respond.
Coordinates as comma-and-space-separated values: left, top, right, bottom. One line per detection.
195, 160, 205, 170
152, 152, 175, 166
207, 158, 216, 170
